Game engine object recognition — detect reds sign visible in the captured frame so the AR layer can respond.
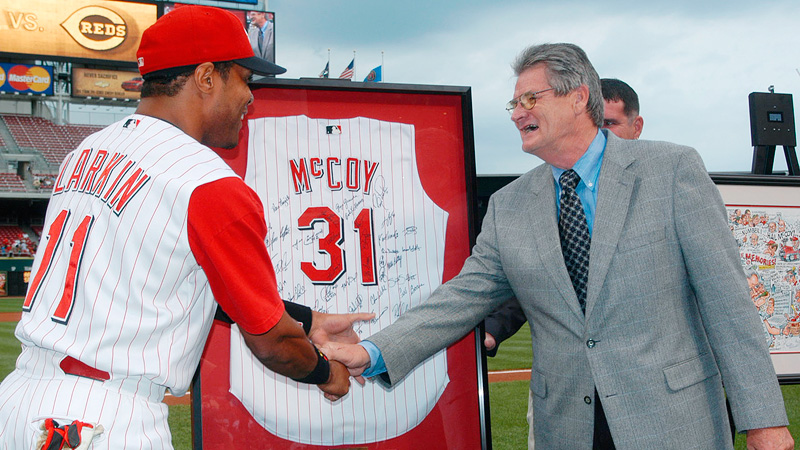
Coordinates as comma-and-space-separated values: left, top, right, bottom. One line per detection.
0, 0, 156, 65
61, 6, 128, 51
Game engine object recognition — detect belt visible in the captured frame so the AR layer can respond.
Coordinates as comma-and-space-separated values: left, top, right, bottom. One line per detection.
59, 356, 110, 381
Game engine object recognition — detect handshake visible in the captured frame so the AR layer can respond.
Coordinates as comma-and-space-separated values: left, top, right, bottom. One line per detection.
304, 310, 377, 401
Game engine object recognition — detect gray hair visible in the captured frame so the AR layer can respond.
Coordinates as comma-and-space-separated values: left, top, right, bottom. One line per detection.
512, 43, 604, 127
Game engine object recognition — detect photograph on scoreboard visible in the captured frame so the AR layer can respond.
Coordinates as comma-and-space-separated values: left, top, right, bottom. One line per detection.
71, 67, 141, 100
0, 63, 53, 96
193, 79, 485, 449
0, 0, 157, 66
245, 10, 276, 64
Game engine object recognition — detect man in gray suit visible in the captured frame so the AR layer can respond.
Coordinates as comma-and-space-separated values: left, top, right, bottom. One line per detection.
482, 77, 646, 450
485, 77, 646, 356
248, 11, 274, 63
324, 43, 793, 449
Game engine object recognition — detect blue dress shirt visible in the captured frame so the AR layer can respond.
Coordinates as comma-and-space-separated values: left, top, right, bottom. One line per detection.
552, 128, 606, 236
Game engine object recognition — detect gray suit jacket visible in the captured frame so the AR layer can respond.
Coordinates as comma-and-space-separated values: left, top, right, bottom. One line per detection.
369, 132, 788, 449
248, 22, 274, 62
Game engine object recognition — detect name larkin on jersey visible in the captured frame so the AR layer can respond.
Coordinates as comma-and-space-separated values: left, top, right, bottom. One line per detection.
290, 157, 379, 195
52, 147, 150, 216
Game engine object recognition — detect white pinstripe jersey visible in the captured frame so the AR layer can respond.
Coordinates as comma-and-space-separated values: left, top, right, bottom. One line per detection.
16, 114, 235, 396
231, 115, 450, 445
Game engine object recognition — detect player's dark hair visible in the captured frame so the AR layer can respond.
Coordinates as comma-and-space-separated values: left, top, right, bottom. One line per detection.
601, 78, 640, 118
141, 61, 235, 98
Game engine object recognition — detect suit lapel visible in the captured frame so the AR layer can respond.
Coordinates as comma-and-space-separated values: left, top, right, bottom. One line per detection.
585, 134, 636, 317
527, 166, 587, 320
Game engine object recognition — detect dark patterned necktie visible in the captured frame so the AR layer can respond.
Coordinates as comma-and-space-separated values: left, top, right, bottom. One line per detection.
258, 28, 265, 54
558, 169, 591, 313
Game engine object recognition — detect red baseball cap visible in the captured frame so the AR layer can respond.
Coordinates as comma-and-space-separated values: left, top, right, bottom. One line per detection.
137, 5, 285, 78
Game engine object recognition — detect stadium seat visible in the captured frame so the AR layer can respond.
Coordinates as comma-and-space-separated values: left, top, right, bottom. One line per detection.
1, 114, 102, 167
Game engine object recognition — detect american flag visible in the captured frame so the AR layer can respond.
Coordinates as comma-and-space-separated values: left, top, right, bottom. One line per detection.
339, 58, 354, 79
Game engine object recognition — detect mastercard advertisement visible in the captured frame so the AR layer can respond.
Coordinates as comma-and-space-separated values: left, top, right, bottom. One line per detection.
0, 63, 53, 95
0, 0, 157, 65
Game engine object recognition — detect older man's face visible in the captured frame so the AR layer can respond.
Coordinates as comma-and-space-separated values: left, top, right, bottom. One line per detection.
602, 100, 643, 140
510, 65, 582, 163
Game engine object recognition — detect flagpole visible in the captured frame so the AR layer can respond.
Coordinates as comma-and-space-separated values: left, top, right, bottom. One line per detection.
320, 48, 331, 78
326, 48, 331, 79
381, 50, 384, 82
353, 50, 357, 80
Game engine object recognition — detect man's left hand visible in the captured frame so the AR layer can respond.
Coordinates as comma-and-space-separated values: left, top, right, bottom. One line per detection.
308, 311, 375, 346
746, 426, 794, 450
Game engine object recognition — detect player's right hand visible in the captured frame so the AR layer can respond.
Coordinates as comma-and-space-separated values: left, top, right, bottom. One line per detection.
321, 343, 371, 377
319, 360, 350, 401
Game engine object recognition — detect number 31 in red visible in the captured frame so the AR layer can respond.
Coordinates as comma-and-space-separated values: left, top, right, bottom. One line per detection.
297, 206, 377, 286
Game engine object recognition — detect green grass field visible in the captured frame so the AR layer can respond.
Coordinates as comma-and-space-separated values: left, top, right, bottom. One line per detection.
0, 297, 23, 313
1, 297, 798, 449
486, 328, 800, 450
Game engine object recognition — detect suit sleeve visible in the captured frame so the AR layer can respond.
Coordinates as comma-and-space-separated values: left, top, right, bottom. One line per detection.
672, 150, 788, 431
483, 298, 527, 357
368, 193, 515, 384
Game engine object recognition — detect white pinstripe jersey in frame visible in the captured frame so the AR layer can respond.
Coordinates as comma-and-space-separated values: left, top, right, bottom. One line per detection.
231, 115, 449, 445
15, 114, 235, 395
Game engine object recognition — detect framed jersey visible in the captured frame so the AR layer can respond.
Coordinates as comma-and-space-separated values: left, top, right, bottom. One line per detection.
192, 79, 487, 448
712, 173, 800, 384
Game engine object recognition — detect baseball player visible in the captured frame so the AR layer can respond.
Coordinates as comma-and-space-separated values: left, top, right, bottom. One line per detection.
0, 6, 370, 450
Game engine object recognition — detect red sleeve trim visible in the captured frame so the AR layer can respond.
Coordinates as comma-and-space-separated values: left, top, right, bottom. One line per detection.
188, 177, 284, 334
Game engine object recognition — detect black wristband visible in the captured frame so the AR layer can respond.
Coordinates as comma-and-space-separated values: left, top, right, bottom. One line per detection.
214, 307, 234, 324
283, 301, 313, 335
291, 345, 331, 385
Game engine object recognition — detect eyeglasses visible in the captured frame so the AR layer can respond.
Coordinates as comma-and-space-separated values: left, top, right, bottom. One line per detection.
505, 88, 554, 114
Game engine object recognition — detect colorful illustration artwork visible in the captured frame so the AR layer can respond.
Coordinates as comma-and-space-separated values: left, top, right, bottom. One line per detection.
728, 206, 800, 353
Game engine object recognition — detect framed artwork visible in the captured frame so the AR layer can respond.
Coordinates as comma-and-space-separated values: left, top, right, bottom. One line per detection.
713, 174, 800, 382
192, 79, 487, 448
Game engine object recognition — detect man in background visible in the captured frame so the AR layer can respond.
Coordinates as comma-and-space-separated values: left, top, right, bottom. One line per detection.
599, 78, 643, 140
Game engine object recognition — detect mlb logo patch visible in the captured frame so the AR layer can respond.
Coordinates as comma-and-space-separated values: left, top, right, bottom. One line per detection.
123, 118, 141, 129
326, 125, 342, 135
